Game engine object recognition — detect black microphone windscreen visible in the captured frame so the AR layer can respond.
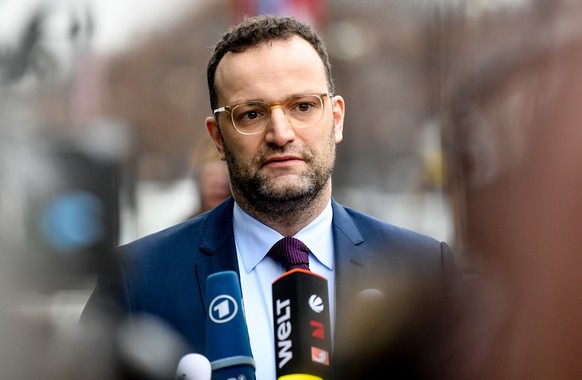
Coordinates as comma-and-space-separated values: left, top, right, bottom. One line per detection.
272, 269, 332, 379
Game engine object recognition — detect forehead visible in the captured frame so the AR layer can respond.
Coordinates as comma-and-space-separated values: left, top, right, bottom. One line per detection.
214, 36, 327, 102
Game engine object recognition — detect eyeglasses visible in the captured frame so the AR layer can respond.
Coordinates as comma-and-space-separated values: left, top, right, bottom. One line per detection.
213, 93, 333, 135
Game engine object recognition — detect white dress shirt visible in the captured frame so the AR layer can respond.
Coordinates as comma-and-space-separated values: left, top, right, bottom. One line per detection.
233, 201, 335, 380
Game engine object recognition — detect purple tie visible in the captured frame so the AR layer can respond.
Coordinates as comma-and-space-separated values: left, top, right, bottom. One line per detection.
268, 237, 310, 271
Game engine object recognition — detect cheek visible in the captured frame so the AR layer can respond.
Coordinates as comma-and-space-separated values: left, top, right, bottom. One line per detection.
301, 129, 335, 161
223, 134, 262, 162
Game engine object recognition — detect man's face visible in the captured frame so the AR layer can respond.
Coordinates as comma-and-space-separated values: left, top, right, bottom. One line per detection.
205, 36, 345, 209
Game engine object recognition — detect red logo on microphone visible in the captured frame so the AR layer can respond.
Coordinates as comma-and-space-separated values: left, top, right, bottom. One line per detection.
310, 320, 325, 339
311, 347, 330, 365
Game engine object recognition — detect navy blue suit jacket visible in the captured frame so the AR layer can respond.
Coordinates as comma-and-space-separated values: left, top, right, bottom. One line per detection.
81, 196, 460, 357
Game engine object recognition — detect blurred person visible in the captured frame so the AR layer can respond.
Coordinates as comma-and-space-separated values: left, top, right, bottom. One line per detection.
81, 15, 463, 379
190, 158, 230, 217
440, 1, 582, 379
185, 143, 231, 219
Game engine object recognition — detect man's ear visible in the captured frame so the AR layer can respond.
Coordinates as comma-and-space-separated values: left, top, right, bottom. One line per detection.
205, 117, 226, 161
332, 95, 345, 144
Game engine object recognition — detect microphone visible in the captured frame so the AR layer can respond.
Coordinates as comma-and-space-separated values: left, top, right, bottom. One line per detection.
272, 269, 332, 380
175, 353, 212, 380
205, 271, 256, 380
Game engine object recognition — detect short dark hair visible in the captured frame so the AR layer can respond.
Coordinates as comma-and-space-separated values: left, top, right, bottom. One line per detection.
206, 15, 334, 111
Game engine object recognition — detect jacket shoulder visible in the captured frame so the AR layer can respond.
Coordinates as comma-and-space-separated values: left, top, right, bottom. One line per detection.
334, 201, 443, 249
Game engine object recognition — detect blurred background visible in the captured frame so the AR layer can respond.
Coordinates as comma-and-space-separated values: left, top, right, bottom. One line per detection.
2, 0, 582, 378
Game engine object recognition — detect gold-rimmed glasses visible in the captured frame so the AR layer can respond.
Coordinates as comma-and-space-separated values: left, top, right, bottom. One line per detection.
213, 93, 333, 135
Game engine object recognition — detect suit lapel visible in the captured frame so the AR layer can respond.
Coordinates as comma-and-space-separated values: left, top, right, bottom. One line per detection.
331, 198, 369, 287
329, 202, 379, 377
194, 198, 240, 313
331, 200, 374, 347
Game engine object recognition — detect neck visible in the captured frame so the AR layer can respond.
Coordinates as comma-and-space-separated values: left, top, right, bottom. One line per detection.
234, 183, 331, 237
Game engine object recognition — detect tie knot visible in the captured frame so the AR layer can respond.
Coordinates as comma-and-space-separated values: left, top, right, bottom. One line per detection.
268, 237, 310, 272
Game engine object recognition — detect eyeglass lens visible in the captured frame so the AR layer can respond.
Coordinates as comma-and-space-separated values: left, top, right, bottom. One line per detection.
231, 94, 325, 134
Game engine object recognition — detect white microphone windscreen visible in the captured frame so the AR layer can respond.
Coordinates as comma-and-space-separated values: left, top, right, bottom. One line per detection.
175, 353, 212, 380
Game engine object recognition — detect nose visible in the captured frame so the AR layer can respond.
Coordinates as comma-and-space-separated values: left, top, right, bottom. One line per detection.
265, 106, 295, 146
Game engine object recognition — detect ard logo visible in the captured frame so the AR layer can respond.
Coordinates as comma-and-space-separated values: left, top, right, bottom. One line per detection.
209, 295, 238, 323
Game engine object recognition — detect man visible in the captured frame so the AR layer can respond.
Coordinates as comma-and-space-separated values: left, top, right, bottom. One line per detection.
81, 15, 461, 379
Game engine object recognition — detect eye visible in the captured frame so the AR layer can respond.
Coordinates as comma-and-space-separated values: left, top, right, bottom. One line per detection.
241, 110, 260, 121
289, 97, 319, 113
297, 102, 313, 112
233, 103, 268, 124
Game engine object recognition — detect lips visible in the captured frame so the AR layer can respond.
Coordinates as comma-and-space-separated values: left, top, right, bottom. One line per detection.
265, 155, 300, 163
263, 154, 303, 168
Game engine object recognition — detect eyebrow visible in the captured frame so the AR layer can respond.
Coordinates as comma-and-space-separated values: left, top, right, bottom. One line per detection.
229, 91, 324, 105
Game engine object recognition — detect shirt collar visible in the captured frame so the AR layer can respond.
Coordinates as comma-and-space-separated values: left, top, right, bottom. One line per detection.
233, 200, 334, 273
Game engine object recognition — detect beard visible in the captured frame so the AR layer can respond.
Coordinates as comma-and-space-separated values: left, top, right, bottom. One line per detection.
223, 126, 336, 220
